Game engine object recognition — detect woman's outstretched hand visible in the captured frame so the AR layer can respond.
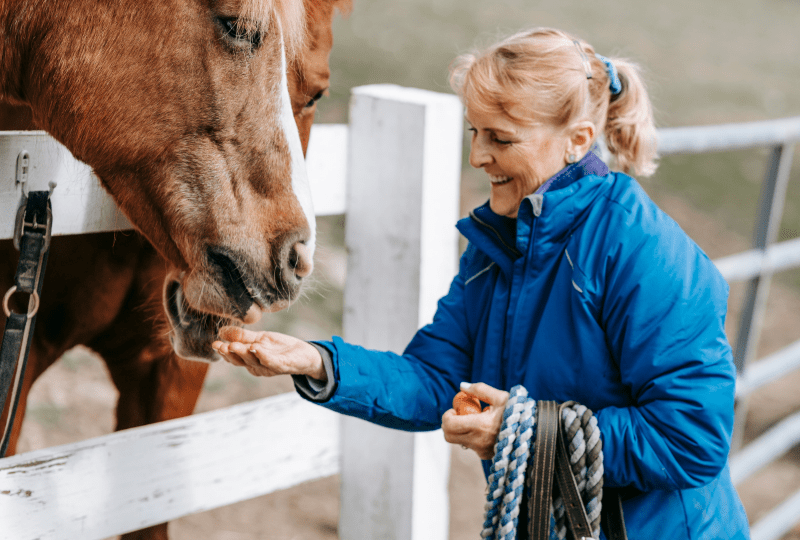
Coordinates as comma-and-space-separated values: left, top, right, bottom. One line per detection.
442, 382, 509, 460
212, 326, 326, 381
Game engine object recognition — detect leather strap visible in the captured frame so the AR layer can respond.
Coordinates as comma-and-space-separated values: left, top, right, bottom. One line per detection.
1, 192, 51, 457
528, 400, 559, 540
526, 400, 628, 540
601, 488, 628, 540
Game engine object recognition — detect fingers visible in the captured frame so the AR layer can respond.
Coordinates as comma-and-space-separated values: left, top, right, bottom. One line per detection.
214, 329, 324, 379
444, 384, 511, 459
212, 339, 280, 376
218, 325, 263, 344
442, 409, 471, 437
441, 407, 500, 460
460, 381, 509, 408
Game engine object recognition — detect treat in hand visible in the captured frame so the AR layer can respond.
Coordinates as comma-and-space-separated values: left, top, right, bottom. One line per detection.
453, 390, 482, 415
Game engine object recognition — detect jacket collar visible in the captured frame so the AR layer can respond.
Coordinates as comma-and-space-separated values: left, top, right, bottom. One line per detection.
457, 151, 610, 275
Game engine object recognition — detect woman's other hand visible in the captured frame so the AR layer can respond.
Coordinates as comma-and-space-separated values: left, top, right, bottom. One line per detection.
212, 326, 326, 380
442, 382, 508, 460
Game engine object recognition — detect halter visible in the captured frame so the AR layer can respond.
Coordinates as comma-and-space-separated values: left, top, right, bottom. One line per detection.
1, 190, 53, 456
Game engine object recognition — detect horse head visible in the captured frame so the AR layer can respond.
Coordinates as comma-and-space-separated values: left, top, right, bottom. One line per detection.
0, 0, 347, 361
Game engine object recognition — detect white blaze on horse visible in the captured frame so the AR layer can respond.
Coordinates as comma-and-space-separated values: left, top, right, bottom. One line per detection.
2, 0, 318, 359
1, 0, 350, 538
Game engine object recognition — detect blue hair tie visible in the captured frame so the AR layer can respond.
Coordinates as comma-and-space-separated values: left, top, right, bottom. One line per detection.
595, 54, 622, 95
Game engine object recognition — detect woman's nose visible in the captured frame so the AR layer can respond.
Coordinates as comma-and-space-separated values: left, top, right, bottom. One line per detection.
469, 138, 492, 169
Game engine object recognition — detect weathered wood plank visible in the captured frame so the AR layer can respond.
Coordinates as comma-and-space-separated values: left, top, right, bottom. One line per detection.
0, 131, 131, 239
0, 124, 348, 240
340, 84, 462, 540
0, 392, 339, 540
306, 123, 348, 216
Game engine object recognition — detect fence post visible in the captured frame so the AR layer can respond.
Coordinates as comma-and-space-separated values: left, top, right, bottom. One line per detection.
339, 85, 463, 540
731, 142, 795, 451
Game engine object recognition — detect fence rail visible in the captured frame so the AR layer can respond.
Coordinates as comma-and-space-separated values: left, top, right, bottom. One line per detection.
0, 84, 461, 540
660, 115, 800, 540
657, 115, 800, 154
1, 94, 799, 540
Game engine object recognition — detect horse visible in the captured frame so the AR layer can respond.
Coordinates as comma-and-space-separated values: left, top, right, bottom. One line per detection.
0, 0, 350, 538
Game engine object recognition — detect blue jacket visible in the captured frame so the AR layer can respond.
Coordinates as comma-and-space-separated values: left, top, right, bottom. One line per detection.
313, 152, 750, 539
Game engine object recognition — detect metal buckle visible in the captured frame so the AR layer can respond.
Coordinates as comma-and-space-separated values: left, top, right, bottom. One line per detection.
12, 195, 53, 253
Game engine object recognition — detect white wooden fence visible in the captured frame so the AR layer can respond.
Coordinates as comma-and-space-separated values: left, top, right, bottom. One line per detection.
2, 84, 800, 540
0, 85, 463, 540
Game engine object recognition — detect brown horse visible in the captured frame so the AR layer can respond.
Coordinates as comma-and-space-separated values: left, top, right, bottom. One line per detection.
0, 0, 350, 538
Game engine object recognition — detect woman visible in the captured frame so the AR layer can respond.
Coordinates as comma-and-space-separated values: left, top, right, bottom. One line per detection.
214, 28, 750, 539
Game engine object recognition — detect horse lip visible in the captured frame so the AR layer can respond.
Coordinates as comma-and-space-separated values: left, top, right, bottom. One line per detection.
164, 277, 229, 362
165, 278, 190, 329
207, 247, 259, 320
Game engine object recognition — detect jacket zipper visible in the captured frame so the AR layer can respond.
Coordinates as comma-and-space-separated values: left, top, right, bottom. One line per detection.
468, 211, 522, 258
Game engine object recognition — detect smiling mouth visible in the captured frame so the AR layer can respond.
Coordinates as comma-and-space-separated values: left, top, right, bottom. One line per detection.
489, 174, 512, 185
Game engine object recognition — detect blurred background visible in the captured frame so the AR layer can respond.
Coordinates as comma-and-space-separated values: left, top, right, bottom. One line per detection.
17, 0, 800, 538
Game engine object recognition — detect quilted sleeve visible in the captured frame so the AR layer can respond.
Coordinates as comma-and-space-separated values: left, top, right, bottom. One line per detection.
595, 210, 736, 492
301, 251, 476, 432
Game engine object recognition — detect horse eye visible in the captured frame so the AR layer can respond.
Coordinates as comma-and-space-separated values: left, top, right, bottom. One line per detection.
305, 90, 327, 109
220, 18, 261, 48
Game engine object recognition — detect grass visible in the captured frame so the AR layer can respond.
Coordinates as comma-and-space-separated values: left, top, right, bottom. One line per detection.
325, 0, 800, 274
266, 0, 800, 336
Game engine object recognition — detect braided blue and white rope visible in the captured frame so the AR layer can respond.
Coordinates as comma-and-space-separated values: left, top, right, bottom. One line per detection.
481, 386, 536, 540
480, 386, 604, 540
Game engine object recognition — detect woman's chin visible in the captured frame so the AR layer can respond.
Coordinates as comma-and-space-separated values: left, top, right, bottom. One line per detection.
489, 196, 519, 218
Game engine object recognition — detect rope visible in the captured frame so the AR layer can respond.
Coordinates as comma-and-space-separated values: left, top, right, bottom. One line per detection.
480, 386, 604, 540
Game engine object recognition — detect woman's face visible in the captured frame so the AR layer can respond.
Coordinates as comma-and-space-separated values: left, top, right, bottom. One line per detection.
466, 105, 570, 218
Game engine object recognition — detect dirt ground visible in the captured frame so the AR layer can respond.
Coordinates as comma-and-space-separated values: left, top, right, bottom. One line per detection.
14, 192, 800, 540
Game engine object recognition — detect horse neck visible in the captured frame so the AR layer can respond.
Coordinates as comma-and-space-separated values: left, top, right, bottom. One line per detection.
0, 0, 49, 106
0, 4, 20, 103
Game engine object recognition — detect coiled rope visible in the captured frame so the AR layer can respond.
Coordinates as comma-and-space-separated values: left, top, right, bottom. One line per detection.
480, 385, 604, 540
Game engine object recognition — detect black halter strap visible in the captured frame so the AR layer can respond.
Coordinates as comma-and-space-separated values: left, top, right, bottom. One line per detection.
1, 191, 52, 457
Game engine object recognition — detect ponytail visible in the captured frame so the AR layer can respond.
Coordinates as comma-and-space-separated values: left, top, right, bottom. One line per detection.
603, 58, 658, 177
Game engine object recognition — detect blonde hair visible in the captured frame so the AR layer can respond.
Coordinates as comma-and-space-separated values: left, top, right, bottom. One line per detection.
450, 28, 658, 176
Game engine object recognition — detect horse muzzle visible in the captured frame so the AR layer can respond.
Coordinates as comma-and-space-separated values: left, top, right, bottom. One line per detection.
206, 235, 313, 322
162, 234, 314, 362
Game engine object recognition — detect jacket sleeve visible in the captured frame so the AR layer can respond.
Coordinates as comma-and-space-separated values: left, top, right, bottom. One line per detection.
594, 214, 736, 492
300, 255, 474, 432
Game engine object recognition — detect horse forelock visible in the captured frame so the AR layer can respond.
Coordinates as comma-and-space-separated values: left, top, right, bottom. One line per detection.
241, 0, 306, 61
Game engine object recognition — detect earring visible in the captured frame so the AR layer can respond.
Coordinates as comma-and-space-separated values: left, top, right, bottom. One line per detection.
567, 153, 577, 163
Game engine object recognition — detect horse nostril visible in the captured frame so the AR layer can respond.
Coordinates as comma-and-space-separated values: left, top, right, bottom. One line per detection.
290, 241, 313, 279
207, 247, 253, 318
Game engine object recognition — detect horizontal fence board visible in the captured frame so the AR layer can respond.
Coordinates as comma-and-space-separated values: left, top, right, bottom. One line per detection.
306, 124, 348, 216
658, 116, 800, 155
736, 338, 800, 398
0, 392, 339, 540
730, 409, 800, 484
749, 487, 800, 540
714, 237, 800, 283
0, 125, 348, 240
0, 132, 131, 239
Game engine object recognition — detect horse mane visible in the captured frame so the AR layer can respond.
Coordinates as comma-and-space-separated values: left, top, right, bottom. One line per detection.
257, 0, 352, 63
